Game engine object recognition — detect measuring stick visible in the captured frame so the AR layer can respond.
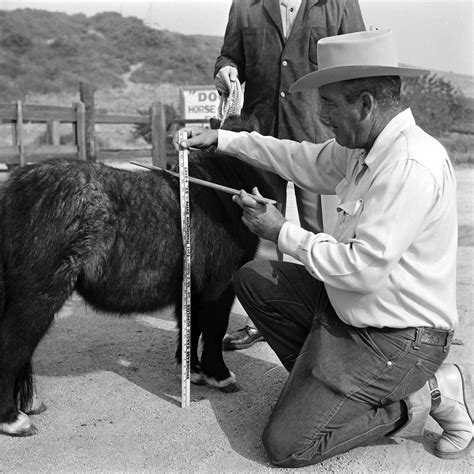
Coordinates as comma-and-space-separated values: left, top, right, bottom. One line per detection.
178, 132, 192, 408
129, 161, 277, 206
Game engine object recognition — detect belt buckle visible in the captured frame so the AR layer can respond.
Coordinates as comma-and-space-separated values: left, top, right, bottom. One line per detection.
416, 327, 453, 352
413, 327, 422, 350
443, 331, 453, 353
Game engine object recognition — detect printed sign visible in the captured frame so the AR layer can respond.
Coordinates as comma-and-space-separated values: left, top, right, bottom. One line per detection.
179, 85, 220, 125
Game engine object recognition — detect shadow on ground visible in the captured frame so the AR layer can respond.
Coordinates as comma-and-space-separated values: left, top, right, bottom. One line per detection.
30, 297, 287, 468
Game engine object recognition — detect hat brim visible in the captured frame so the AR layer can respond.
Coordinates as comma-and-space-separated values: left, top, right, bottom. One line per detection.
290, 65, 429, 92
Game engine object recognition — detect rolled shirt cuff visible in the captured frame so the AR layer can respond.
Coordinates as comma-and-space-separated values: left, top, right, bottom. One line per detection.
216, 129, 238, 152
278, 221, 337, 262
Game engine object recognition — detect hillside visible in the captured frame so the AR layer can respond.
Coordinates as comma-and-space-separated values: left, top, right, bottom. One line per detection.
0, 8, 472, 161
1, 9, 473, 101
0, 9, 223, 101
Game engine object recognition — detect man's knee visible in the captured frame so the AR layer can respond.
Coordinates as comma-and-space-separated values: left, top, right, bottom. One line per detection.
262, 420, 294, 466
262, 418, 319, 468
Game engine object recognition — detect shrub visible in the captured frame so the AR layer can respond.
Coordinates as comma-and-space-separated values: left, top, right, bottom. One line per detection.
438, 132, 474, 165
401, 73, 468, 136
0, 32, 33, 53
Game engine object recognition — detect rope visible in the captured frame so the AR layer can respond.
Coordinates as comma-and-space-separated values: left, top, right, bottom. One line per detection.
217, 80, 244, 128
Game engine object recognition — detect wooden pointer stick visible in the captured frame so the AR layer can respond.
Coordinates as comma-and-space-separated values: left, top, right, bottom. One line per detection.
129, 161, 277, 205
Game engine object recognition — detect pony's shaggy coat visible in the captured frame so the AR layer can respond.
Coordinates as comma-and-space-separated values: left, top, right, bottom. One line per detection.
0, 131, 285, 434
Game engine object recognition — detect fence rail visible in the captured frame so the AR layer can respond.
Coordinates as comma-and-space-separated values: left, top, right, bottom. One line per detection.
0, 83, 210, 169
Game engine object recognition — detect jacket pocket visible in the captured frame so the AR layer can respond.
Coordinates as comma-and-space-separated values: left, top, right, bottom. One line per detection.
242, 28, 266, 68
308, 26, 337, 64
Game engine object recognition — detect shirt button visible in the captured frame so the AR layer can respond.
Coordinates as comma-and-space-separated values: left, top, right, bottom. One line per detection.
290, 7, 294, 12
282, 60, 288, 66
387, 361, 393, 368
280, 91, 286, 98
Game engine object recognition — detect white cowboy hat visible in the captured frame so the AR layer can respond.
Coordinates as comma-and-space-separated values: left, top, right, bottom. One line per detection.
290, 29, 428, 92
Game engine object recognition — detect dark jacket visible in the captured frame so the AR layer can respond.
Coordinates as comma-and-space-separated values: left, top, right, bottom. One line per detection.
214, 0, 366, 143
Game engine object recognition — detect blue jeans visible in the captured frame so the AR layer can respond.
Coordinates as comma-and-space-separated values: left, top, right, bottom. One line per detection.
233, 260, 450, 467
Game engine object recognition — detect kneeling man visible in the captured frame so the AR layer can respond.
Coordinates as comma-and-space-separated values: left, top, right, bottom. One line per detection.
175, 30, 472, 467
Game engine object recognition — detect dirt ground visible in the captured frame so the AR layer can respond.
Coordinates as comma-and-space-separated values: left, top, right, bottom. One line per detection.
0, 166, 472, 473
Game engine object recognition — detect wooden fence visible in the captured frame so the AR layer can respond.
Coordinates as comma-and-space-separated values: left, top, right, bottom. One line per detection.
0, 83, 208, 169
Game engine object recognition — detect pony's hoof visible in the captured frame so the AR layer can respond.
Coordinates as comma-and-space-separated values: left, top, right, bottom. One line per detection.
10, 424, 38, 437
27, 402, 47, 416
204, 371, 239, 392
0, 411, 37, 437
176, 363, 207, 385
219, 382, 241, 393
190, 371, 206, 386
26, 394, 47, 415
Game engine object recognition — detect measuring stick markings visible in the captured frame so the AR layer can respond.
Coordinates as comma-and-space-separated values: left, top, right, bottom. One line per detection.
178, 131, 192, 408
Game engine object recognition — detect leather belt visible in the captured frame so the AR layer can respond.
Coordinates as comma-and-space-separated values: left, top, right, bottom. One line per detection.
417, 327, 453, 345
375, 326, 453, 352
408, 327, 453, 352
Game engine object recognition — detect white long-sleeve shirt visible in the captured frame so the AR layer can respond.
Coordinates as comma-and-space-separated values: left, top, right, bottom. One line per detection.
217, 109, 458, 329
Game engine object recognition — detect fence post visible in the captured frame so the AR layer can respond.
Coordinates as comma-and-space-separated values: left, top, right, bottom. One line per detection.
75, 101, 87, 160
80, 83, 97, 162
10, 119, 17, 146
46, 120, 60, 145
151, 102, 167, 168
16, 101, 25, 166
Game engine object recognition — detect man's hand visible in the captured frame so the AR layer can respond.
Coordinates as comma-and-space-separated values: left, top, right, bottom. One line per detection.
215, 66, 238, 96
232, 188, 287, 243
172, 127, 218, 152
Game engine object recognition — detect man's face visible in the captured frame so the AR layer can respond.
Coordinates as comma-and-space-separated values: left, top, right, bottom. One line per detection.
318, 83, 365, 149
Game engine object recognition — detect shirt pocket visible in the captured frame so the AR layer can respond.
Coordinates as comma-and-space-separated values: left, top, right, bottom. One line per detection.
335, 178, 350, 201
308, 26, 337, 65
337, 199, 364, 240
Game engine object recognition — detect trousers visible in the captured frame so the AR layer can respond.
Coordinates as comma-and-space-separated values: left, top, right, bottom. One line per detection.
233, 260, 450, 467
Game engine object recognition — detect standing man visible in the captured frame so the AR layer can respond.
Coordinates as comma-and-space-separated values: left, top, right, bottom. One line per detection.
215, 0, 365, 349
176, 30, 473, 467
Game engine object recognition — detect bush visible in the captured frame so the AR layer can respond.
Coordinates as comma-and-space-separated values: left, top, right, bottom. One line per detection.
401, 73, 467, 136
0, 32, 33, 53
438, 132, 474, 165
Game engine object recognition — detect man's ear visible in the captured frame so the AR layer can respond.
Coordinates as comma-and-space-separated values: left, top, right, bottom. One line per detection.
359, 92, 375, 120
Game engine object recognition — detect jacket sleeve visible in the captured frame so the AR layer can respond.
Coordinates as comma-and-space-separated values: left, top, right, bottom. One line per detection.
339, 0, 366, 34
214, 1, 246, 83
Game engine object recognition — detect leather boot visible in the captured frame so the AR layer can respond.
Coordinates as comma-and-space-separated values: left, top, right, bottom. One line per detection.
429, 363, 473, 459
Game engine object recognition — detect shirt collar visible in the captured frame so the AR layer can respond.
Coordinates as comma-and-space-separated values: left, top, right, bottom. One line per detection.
364, 108, 416, 169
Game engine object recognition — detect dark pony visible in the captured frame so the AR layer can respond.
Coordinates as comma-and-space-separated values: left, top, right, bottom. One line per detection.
0, 118, 286, 436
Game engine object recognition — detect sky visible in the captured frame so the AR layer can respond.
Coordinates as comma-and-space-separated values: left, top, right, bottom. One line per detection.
1, 0, 472, 76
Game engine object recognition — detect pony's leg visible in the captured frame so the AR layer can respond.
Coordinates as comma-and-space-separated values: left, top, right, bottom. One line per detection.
0, 289, 71, 436
199, 284, 239, 392
175, 297, 205, 385
25, 377, 47, 415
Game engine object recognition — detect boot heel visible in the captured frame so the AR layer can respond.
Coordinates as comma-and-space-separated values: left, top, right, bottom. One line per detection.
433, 363, 473, 459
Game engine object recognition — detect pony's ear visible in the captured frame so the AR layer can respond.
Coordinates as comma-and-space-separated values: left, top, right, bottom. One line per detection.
219, 114, 261, 133
209, 117, 221, 129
